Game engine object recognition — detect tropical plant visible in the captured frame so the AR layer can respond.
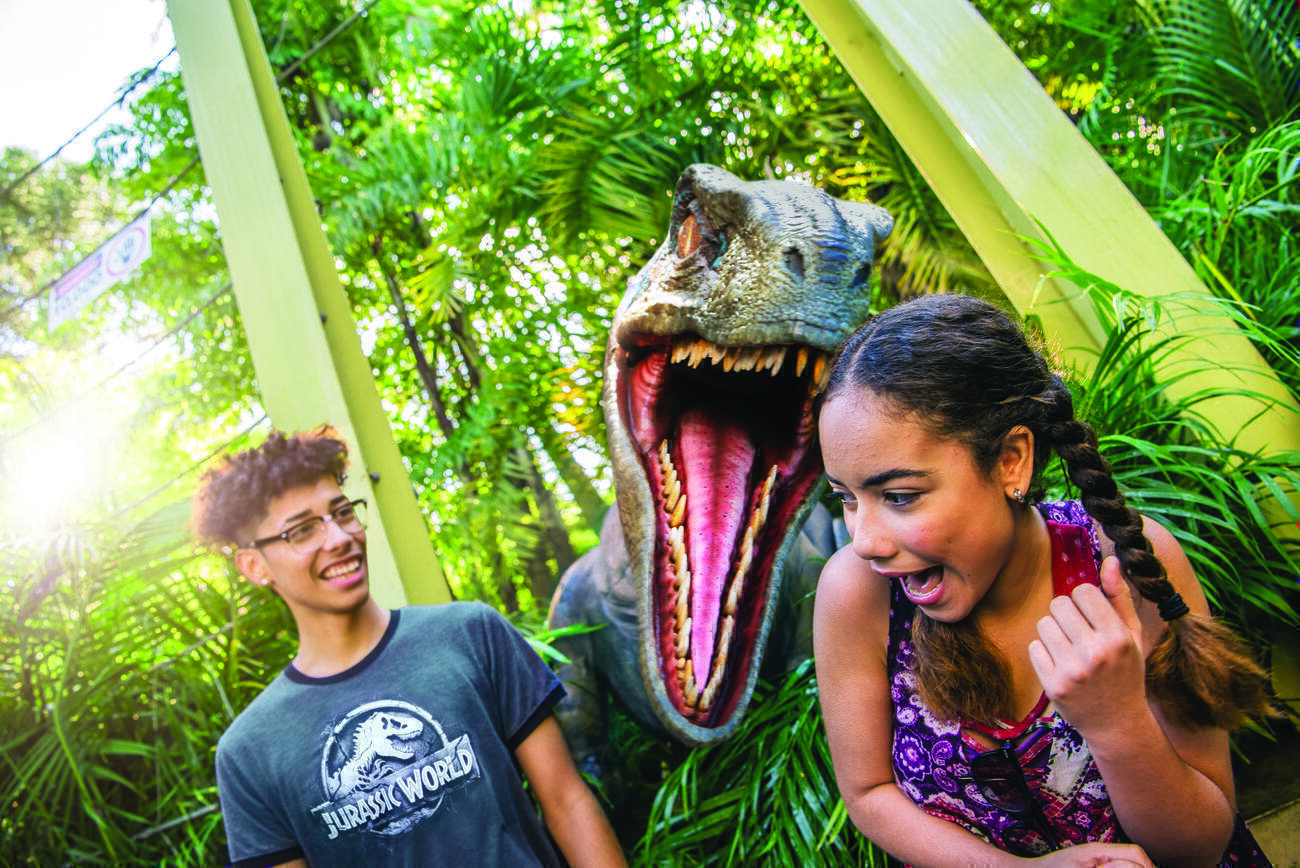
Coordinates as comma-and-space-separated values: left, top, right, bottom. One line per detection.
637, 660, 886, 867
4, 0, 1300, 862
0, 487, 295, 865
1025, 235, 1300, 632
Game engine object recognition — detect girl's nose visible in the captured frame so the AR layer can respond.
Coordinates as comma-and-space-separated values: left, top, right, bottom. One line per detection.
849, 509, 896, 562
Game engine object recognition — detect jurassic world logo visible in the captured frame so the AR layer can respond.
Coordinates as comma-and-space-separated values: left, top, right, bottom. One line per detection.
310, 699, 480, 840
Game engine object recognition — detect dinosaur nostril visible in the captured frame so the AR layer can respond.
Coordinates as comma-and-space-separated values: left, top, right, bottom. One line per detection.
783, 247, 805, 280
678, 215, 703, 258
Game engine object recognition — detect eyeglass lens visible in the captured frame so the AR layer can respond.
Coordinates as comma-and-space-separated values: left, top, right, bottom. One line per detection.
286, 501, 366, 552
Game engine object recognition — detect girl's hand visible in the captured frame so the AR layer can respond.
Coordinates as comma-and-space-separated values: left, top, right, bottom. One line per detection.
1031, 841, 1155, 866
1027, 556, 1149, 735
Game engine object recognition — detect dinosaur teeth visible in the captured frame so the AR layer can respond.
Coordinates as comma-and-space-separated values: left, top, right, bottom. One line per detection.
722, 346, 739, 372
698, 616, 734, 712
762, 346, 786, 375
683, 660, 700, 708
665, 475, 681, 512
759, 464, 776, 523
691, 341, 706, 367
667, 338, 836, 388
669, 492, 686, 528
811, 354, 829, 395
675, 616, 692, 656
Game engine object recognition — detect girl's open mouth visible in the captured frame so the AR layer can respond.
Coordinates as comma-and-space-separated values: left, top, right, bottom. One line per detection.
899, 566, 944, 606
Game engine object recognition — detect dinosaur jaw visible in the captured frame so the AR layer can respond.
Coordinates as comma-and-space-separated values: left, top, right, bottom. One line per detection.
611, 333, 828, 733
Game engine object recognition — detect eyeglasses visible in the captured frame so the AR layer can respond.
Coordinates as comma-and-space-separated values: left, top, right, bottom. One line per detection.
243, 499, 367, 554
967, 743, 1060, 856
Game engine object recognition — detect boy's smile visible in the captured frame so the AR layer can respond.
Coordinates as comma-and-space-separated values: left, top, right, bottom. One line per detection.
237, 476, 370, 619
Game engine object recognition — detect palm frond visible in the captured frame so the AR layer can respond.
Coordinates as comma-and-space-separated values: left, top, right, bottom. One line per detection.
1152, 0, 1300, 135
638, 660, 886, 867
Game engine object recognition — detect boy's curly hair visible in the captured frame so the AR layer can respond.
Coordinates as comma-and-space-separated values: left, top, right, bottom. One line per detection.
192, 425, 349, 546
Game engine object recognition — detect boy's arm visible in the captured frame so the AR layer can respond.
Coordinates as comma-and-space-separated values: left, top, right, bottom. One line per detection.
514, 715, 626, 868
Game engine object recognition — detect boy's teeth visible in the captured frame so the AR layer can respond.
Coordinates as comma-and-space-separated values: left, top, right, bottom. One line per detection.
323, 559, 359, 578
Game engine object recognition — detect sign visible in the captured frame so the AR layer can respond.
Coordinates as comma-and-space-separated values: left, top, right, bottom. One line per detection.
48, 213, 152, 331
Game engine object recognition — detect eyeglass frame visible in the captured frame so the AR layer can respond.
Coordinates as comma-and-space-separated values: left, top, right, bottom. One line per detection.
240, 498, 368, 553
964, 741, 1061, 855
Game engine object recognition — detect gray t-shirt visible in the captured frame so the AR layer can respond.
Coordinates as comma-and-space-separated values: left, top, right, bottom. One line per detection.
215, 603, 565, 867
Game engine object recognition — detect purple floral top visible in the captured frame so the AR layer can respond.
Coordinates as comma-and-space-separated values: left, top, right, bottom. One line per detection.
888, 501, 1117, 855
887, 500, 1270, 865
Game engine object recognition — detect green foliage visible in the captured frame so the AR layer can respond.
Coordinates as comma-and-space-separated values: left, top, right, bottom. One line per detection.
0, 497, 295, 865
3, 0, 1300, 862
1154, 121, 1300, 395
637, 660, 885, 867
1148, 0, 1300, 138
1025, 231, 1300, 631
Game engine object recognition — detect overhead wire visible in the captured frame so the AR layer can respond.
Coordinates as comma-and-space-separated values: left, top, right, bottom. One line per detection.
0, 47, 179, 202
5, 2, 386, 507
275, 0, 383, 83
0, 281, 235, 446
3, 0, 380, 326
0, 155, 202, 324
110, 413, 270, 518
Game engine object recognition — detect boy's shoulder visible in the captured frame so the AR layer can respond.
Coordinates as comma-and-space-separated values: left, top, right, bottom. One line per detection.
217, 670, 296, 758
398, 600, 514, 637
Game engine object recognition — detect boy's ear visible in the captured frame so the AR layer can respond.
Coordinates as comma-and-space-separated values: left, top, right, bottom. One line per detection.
997, 425, 1036, 494
234, 547, 269, 586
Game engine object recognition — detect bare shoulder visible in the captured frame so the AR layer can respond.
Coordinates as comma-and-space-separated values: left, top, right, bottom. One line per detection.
1139, 515, 1208, 607
816, 546, 891, 625
814, 544, 898, 796
814, 545, 892, 666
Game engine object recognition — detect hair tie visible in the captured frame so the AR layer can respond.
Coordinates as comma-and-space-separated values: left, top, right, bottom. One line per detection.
1157, 593, 1190, 621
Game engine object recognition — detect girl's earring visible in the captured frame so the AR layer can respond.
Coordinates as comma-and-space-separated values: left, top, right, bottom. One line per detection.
1012, 488, 1027, 504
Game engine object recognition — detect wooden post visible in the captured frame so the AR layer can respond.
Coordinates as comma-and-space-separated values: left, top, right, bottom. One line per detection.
165, 0, 451, 605
799, 0, 1300, 455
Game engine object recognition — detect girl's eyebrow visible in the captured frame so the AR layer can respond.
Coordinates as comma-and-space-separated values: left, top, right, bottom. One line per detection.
827, 468, 930, 489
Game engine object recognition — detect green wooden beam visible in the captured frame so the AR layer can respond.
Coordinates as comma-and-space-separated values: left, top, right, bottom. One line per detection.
799, 0, 1300, 455
166, 0, 451, 606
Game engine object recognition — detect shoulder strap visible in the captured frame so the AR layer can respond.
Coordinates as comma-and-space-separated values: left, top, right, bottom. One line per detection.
1048, 520, 1101, 597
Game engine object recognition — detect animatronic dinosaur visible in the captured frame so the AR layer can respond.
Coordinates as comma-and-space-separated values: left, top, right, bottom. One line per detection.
549, 164, 892, 758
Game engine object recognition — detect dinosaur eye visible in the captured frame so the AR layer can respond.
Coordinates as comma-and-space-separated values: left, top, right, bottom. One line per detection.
678, 214, 703, 258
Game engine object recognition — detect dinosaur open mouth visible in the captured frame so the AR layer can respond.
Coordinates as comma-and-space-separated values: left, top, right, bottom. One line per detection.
615, 334, 829, 726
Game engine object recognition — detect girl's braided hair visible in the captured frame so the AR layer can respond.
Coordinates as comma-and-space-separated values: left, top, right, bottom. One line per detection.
824, 294, 1270, 730
192, 425, 349, 547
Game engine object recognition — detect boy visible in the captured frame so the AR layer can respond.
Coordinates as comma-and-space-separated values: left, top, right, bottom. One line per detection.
193, 426, 625, 867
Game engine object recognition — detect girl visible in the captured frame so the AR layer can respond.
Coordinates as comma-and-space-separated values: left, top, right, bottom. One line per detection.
814, 294, 1273, 866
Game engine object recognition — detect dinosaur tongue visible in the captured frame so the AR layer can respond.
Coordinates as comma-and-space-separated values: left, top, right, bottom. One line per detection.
679, 407, 756, 683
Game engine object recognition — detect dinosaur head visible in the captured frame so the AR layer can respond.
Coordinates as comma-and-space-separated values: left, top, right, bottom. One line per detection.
356, 711, 423, 759
605, 164, 892, 744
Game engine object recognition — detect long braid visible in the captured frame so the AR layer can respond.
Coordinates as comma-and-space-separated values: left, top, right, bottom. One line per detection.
1047, 384, 1272, 731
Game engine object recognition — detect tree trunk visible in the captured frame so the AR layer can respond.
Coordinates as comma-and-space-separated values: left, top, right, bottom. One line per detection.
447, 311, 483, 393
515, 442, 576, 573
537, 420, 608, 533
371, 237, 455, 439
